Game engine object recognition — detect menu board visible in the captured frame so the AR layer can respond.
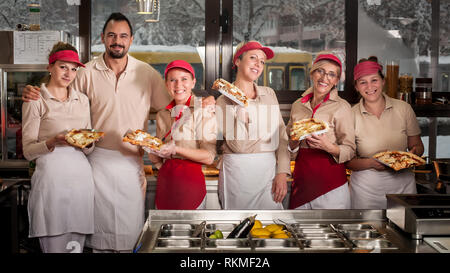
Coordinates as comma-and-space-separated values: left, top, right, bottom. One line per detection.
13, 31, 61, 64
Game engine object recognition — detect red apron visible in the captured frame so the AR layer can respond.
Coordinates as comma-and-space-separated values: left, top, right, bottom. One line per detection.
155, 158, 206, 210
289, 148, 347, 209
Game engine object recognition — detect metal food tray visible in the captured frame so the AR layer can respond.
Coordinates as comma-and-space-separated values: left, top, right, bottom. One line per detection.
146, 219, 397, 252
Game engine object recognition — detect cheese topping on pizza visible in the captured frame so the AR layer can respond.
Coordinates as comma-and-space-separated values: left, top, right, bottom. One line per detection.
122, 129, 163, 150
373, 150, 425, 171
65, 129, 104, 149
290, 118, 328, 141
212, 78, 248, 106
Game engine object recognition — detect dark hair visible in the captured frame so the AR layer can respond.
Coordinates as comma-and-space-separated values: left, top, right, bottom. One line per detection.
42, 42, 79, 84
102, 12, 133, 36
357, 56, 384, 79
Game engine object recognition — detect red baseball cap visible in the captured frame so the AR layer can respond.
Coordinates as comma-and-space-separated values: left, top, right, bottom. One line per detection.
49, 50, 85, 67
313, 53, 342, 73
164, 60, 195, 79
233, 41, 274, 68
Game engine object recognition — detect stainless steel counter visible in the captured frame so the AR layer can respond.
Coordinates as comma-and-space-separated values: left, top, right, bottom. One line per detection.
134, 209, 438, 253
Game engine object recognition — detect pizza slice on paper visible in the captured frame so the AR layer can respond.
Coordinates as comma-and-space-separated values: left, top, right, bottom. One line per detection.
65, 129, 104, 149
373, 150, 426, 171
290, 118, 328, 141
122, 129, 163, 150
212, 78, 248, 107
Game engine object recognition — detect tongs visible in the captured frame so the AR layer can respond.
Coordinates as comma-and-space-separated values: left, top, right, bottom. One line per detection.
192, 221, 206, 238
275, 219, 304, 250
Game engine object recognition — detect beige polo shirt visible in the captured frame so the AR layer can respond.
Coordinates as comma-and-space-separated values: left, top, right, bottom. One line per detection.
286, 87, 356, 163
352, 93, 421, 158
216, 84, 290, 175
22, 84, 91, 161
71, 53, 171, 157
156, 96, 217, 161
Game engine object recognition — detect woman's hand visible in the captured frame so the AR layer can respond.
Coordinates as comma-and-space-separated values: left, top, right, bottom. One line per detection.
272, 173, 287, 203
46, 134, 68, 150
22, 85, 41, 102
144, 141, 176, 159
288, 139, 300, 152
370, 158, 387, 171
305, 133, 339, 157
201, 96, 216, 113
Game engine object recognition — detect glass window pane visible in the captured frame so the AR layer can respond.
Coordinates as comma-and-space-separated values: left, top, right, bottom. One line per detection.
232, 0, 345, 91
6, 71, 47, 160
91, 0, 206, 89
0, 0, 79, 35
268, 68, 284, 90
358, 0, 432, 90
290, 67, 306, 90
439, 1, 450, 92
437, 117, 450, 159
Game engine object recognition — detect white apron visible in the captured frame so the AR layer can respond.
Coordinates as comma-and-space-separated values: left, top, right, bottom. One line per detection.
86, 147, 145, 251
218, 152, 284, 210
28, 146, 94, 237
350, 169, 416, 209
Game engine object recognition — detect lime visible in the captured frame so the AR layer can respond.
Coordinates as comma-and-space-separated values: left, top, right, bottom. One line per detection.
214, 230, 224, 239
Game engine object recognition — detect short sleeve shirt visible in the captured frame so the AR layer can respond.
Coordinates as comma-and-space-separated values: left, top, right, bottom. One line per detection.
286, 87, 356, 163
352, 93, 421, 158
71, 53, 171, 157
156, 96, 217, 160
22, 83, 91, 161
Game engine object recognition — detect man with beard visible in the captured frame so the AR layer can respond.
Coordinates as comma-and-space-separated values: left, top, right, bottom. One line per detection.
21, 13, 174, 252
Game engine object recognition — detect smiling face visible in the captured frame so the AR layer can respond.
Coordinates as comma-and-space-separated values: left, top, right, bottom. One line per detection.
165, 68, 196, 105
311, 62, 340, 97
355, 73, 385, 103
47, 60, 79, 88
101, 20, 133, 59
235, 49, 266, 82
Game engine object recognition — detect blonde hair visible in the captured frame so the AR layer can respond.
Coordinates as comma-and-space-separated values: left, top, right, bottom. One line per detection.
310, 51, 341, 79
233, 40, 261, 65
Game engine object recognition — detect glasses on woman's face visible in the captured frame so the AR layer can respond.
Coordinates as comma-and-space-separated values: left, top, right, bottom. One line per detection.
315, 68, 338, 80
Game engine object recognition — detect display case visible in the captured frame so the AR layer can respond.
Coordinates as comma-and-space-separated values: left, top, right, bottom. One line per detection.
0, 64, 47, 169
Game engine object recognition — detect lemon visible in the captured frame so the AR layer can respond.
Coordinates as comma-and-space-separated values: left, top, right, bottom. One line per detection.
251, 228, 271, 237
252, 220, 263, 231
271, 228, 286, 235
272, 233, 289, 239
254, 235, 271, 239
265, 224, 283, 233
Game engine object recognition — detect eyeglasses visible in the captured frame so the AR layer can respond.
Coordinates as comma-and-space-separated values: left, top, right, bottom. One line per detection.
315, 68, 338, 80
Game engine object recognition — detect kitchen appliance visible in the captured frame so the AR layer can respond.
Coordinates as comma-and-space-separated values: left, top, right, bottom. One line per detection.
386, 194, 450, 239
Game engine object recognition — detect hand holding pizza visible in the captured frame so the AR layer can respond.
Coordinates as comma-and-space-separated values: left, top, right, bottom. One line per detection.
143, 141, 176, 159
46, 133, 69, 150
370, 158, 387, 171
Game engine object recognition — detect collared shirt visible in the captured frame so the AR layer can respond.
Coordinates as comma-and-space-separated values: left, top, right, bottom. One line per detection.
156, 96, 217, 161
216, 83, 290, 175
22, 83, 91, 161
286, 87, 356, 163
71, 53, 171, 157
352, 93, 421, 158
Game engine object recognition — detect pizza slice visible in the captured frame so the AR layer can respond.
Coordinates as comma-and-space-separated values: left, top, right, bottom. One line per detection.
290, 118, 328, 141
122, 129, 163, 150
373, 150, 426, 171
65, 129, 104, 149
212, 78, 248, 107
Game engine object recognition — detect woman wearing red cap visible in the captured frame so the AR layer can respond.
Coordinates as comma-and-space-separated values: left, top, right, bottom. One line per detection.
22, 42, 94, 252
287, 51, 356, 209
347, 56, 424, 209
148, 60, 217, 209
216, 41, 290, 209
